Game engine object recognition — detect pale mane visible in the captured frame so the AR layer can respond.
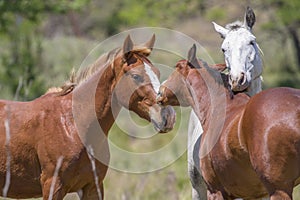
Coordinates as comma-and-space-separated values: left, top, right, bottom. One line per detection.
46, 48, 120, 96
198, 59, 229, 88
225, 21, 244, 30
45, 45, 150, 96
73, 48, 121, 86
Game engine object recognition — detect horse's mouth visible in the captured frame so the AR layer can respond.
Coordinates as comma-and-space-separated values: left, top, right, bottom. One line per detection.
229, 71, 251, 92
230, 75, 250, 92
151, 118, 166, 133
231, 81, 250, 92
150, 105, 176, 133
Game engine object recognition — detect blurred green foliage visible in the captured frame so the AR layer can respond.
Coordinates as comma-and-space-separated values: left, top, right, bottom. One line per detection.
105, 0, 202, 35
0, 0, 298, 101
0, 0, 89, 100
0, 29, 44, 100
260, 0, 300, 88
268, 0, 300, 26
204, 7, 226, 21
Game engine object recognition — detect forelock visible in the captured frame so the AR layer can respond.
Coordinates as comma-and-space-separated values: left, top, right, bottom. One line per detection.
225, 21, 243, 30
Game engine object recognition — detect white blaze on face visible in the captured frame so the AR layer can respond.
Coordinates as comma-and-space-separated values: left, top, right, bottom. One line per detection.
144, 62, 160, 94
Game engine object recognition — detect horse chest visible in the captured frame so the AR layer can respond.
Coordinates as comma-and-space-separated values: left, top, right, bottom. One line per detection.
201, 147, 266, 198
201, 126, 267, 198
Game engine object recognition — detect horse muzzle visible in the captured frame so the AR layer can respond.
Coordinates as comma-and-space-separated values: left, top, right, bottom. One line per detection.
229, 72, 250, 92
156, 85, 179, 106
149, 105, 176, 133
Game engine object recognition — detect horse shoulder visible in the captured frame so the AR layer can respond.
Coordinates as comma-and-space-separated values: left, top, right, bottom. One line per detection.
218, 94, 250, 157
34, 93, 83, 150
202, 94, 269, 198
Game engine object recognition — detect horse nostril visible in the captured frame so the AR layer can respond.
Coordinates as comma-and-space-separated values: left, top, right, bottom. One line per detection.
157, 91, 162, 98
144, 99, 153, 106
238, 72, 245, 85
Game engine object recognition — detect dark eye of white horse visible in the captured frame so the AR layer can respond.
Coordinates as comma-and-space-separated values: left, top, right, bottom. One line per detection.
249, 41, 255, 46
132, 74, 143, 83
221, 48, 225, 53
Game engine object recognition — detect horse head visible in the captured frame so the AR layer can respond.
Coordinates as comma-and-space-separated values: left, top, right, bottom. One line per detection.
111, 35, 176, 133
212, 7, 263, 93
157, 44, 203, 108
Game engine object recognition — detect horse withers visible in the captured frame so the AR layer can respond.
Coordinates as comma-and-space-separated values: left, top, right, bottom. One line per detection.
0, 35, 176, 199
157, 45, 300, 199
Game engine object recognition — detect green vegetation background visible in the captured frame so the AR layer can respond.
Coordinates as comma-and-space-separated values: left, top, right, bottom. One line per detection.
0, 0, 299, 199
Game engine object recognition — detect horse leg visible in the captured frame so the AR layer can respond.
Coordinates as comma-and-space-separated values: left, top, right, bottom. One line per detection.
192, 188, 201, 199
269, 190, 292, 200
258, 178, 293, 200
81, 182, 104, 200
207, 190, 226, 200
190, 165, 207, 200
41, 178, 66, 200
188, 113, 206, 200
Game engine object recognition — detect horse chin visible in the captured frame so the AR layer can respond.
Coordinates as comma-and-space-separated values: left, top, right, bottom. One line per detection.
150, 105, 176, 133
151, 119, 173, 133
151, 119, 167, 133
231, 80, 250, 92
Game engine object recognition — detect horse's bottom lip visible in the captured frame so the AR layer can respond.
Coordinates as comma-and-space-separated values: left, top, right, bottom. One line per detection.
149, 105, 176, 133
231, 81, 250, 92
151, 119, 170, 133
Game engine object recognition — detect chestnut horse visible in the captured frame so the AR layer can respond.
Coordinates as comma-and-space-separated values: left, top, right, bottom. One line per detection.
189, 7, 264, 200
0, 35, 176, 199
158, 45, 300, 199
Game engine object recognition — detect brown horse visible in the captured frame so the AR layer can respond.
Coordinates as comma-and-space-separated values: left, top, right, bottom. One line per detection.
157, 45, 300, 200
0, 35, 176, 199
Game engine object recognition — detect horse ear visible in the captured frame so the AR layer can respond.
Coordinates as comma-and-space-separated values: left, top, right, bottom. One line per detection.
187, 44, 200, 69
139, 34, 156, 56
212, 22, 228, 38
244, 6, 256, 29
123, 35, 134, 60
144, 34, 155, 51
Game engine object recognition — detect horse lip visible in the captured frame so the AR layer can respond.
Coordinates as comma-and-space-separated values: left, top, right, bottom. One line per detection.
151, 118, 164, 133
149, 105, 175, 133
151, 117, 171, 133
231, 80, 250, 92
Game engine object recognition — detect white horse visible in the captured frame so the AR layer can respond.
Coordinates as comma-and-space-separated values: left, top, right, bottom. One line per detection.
188, 7, 264, 200
213, 6, 263, 96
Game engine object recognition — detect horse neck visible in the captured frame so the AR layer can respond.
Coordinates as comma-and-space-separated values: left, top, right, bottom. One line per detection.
187, 69, 240, 159
187, 69, 227, 131
246, 44, 263, 96
73, 65, 121, 136
245, 77, 262, 96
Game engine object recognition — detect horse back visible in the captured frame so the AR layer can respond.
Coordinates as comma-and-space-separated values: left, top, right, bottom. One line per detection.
242, 87, 300, 189
0, 98, 47, 197
242, 87, 300, 148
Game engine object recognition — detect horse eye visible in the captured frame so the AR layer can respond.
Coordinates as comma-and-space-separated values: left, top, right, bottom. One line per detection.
221, 48, 225, 53
249, 41, 255, 45
131, 74, 143, 83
